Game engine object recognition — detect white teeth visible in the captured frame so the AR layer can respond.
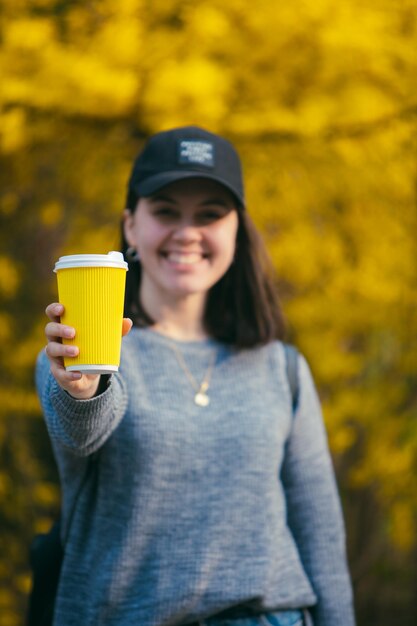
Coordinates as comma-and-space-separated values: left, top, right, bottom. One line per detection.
166, 253, 203, 264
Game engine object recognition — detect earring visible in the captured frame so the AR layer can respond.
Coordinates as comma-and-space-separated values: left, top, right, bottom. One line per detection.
126, 246, 140, 262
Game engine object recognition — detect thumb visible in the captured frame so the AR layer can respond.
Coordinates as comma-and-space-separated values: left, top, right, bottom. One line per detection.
122, 318, 133, 336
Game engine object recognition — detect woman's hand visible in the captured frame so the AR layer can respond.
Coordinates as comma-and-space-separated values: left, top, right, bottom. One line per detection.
44, 303, 133, 400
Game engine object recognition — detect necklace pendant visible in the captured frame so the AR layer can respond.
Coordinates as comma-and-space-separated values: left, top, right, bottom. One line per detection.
194, 391, 210, 407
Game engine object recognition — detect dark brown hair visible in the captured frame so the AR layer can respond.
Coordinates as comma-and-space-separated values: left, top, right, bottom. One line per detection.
121, 192, 286, 348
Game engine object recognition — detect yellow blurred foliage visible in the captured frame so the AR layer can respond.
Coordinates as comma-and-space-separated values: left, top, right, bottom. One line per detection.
0, 258, 20, 298
1, 0, 417, 623
33, 482, 60, 507
0, 193, 19, 216
142, 57, 232, 130
0, 313, 13, 342
390, 501, 415, 552
0, 109, 27, 153
40, 201, 63, 227
0, 388, 40, 414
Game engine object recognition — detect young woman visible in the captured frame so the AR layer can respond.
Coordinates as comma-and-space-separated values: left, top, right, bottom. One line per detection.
38, 126, 356, 626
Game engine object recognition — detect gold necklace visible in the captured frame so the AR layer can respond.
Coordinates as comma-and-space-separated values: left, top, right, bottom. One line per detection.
168, 341, 216, 407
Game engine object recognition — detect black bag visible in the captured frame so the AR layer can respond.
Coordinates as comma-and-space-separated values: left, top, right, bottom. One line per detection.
27, 520, 63, 626
27, 453, 96, 626
26, 346, 299, 626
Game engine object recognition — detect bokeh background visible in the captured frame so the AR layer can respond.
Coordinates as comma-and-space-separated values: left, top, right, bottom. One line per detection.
1, 1, 417, 624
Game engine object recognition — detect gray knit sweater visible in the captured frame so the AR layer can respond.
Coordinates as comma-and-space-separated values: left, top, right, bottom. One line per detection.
36, 328, 355, 626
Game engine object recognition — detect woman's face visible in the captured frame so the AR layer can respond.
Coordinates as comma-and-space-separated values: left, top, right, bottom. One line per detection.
124, 178, 239, 309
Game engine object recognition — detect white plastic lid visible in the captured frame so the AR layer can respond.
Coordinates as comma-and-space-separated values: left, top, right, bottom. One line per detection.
54, 251, 128, 272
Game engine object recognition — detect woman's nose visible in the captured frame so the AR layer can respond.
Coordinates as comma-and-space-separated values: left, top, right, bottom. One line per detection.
171, 221, 202, 242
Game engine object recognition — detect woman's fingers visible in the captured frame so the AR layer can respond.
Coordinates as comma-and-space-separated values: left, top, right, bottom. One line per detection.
45, 340, 82, 390
46, 305, 131, 340
50, 357, 82, 383
122, 318, 133, 336
45, 303, 75, 344
45, 341, 79, 381
44, 304, 130, 398
43, 301, 102, 398
44, 302, 78, 383
45, 341, 78, 359
45, 302, 64, 322
45, 321, 75, 342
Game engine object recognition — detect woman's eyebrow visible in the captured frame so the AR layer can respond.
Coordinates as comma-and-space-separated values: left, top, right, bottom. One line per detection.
148, 195, 232, 207
149, 194, 177, 204
200, 197, 231, 207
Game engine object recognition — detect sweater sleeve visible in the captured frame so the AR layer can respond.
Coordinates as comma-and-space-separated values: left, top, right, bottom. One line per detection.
281, 353, 356, 626
35, 349, 128, 457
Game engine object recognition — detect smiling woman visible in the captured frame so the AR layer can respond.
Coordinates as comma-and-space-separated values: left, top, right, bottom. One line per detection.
123, 178, 239, 329
35, 126, 356, 626
122, 127, 286, 346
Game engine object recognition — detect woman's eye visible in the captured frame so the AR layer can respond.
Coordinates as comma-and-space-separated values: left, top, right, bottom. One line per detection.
153, 208, 177, 218
198, 211, 224, 223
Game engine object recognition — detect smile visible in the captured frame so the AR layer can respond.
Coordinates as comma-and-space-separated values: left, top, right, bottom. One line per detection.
161, 252, 207, 265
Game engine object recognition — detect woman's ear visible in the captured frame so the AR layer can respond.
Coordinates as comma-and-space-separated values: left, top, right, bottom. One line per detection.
123, 209, 135, 247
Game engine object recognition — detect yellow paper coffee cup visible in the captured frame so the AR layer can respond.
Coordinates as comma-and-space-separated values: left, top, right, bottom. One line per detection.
54, 252, 128, 374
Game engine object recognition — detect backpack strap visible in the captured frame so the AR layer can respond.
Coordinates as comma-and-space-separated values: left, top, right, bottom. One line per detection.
283, 343, 299, 412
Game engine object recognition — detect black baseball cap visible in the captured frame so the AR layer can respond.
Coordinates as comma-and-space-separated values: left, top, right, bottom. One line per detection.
127, 126, 245, 208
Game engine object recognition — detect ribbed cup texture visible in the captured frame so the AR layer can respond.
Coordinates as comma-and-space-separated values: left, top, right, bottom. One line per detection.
57, 266, 127, 369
